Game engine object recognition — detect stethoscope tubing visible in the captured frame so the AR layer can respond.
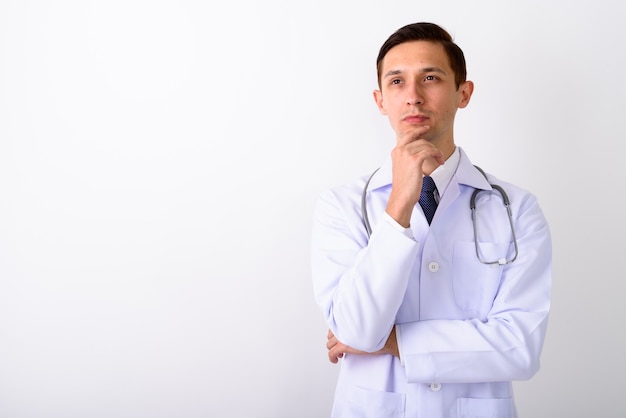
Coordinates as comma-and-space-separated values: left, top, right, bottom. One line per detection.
360, 166, 519, 265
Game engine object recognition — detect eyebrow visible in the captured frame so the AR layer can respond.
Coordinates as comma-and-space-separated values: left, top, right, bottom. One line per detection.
383, 66, 448, 79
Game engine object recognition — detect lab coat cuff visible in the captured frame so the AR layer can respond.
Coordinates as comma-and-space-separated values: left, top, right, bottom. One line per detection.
383, 212, 415, 240
397, 323, 436, 382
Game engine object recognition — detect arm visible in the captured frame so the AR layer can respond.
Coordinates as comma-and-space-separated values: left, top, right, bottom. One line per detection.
326, 327, 399, 364
312, 133, 443, 352
398, 195, 552, 383
311, 195, 418, 352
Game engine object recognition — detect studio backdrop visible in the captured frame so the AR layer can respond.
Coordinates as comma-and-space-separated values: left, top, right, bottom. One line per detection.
0, 1, 624, 417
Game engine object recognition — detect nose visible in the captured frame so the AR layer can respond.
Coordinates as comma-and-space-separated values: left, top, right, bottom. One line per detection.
406, 85, 424, 106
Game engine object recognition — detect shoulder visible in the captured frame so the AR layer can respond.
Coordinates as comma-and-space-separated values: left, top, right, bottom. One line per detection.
482, 173, 536, 204
315, 172, 372, 213
479, 172, 550, 233
459, 149, 538, 207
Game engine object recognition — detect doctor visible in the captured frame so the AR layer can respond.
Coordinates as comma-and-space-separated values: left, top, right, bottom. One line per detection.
310, 22, 551, 418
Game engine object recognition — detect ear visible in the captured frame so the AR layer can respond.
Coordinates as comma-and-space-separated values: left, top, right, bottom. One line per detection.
373, 89, 388, 115
457, 80, 474, 109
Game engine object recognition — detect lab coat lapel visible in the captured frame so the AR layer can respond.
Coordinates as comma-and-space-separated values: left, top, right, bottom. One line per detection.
436, 148, 492, 216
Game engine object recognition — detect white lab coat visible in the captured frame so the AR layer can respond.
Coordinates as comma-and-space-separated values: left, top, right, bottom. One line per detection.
311, 148, 551, 418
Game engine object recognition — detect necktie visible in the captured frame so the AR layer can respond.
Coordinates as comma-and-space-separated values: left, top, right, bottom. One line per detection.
419, 176, 438, 225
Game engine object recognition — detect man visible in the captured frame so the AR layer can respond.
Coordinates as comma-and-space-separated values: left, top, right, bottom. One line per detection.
310, 22, 551, 418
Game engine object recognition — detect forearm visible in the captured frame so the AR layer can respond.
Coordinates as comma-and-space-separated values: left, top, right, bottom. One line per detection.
398, 213, 552, 383
397, 313, 549, 383
326, 326, 399, 363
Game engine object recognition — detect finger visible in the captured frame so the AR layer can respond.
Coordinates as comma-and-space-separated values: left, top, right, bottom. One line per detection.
326, 332, 338, 349
326, 337, 336, 350
408, 144, 445, 168
328, 345, 346, 363
397, 126, 430, 146
429, 150, 445, 166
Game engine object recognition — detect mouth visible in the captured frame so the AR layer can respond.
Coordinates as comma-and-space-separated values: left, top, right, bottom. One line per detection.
403, 114, 429, 124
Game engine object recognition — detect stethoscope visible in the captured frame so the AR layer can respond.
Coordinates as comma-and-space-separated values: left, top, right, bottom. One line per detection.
360, 165, 519, 265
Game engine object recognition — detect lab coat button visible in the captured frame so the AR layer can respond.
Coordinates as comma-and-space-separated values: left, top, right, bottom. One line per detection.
429, 383, 441, 392
428, 262, 439, 273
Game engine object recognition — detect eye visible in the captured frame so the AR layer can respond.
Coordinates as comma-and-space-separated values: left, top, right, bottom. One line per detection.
424, 75, 437, 81
391, 79, 402, 85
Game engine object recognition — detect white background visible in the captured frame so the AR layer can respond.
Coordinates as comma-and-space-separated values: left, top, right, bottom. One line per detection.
1, 1, 624, 417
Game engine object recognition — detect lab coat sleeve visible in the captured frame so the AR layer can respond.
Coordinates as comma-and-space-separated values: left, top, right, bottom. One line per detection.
311, 187, 420, 352
397, 193, 552, 383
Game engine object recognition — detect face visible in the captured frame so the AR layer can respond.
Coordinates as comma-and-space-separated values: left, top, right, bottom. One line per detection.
373, 40, 473, 152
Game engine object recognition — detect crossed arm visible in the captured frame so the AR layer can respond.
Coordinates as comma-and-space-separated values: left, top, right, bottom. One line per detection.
326, 327, 399, 363
324, 132, 441, 365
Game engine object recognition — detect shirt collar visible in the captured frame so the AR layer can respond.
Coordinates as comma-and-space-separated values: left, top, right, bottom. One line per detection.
366, 146, 475, 193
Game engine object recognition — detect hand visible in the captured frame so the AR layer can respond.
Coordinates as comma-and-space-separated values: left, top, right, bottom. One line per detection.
326, 329, 369, 364
326, 328, 399, 364
386, 127, 445, 227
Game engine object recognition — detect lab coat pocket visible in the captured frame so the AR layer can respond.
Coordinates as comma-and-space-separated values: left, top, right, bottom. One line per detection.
451, 241, 507, 317
342, 385, 405, 418
456, 397, 516, 418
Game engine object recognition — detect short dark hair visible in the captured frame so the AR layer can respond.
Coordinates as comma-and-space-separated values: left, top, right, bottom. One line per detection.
376, 22, 467, 89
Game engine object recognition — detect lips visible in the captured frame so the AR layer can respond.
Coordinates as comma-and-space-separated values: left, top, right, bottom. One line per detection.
403, 114, 429, 123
